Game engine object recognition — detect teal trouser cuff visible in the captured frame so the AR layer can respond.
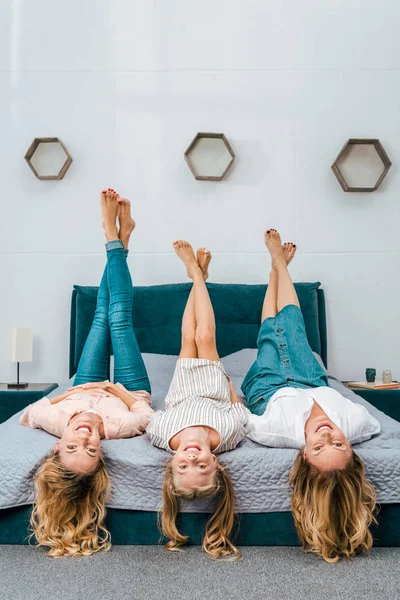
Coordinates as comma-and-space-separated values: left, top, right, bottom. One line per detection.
105, 240, 124, 252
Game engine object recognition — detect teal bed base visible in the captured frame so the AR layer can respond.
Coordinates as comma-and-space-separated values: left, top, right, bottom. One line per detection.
2, 505, 400, 547
1, 281, 399, 547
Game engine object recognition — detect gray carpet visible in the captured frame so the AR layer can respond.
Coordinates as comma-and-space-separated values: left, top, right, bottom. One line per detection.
0, 545, 399, 600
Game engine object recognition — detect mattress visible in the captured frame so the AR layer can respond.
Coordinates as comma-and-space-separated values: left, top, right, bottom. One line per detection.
1, 350, 399, 513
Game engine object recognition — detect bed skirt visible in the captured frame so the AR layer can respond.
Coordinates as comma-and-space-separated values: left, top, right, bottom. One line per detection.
2, 504, 400, 547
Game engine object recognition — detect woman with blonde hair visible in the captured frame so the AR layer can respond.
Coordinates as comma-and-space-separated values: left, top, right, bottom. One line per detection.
243, 229, 381, 563
146, 240, 249, 559
20, 189, 153, 557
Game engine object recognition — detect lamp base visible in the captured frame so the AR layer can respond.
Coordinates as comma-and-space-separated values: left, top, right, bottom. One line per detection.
7, 382, 29, 389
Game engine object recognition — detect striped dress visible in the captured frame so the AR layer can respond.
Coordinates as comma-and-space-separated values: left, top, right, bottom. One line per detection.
146, 358, 250, 454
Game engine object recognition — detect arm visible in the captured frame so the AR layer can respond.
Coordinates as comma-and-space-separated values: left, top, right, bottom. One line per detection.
228, 380, 243, 404
107, 382, 137, 409
67, 380, 148, 411
49, 390, 73, 405
19, 396, 68, 436
68, 380, 135, 408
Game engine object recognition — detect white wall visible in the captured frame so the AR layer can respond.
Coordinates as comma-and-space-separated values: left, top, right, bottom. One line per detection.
1, 0, 399, 384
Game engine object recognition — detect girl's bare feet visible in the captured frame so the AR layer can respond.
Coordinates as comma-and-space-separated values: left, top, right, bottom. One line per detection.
117, 197, 136, 249
282, 242, 297, 265
101, 189, 119, 242
197, 247, 212, 281
173, 240, 202, 279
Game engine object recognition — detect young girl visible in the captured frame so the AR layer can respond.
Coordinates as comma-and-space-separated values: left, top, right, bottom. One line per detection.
242, 229, 381, 563
146, 240, 249, 559
20, 189, 153, 557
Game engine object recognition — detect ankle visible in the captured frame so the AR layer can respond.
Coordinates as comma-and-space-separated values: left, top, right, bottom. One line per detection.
105, 227, 119, 242
191, 264, 203, 278
191, 270, 204, 283
272, 257, 287, 271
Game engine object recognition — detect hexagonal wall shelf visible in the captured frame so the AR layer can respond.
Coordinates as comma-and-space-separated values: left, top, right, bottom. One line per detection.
331, 139, 392, 192
184, 133, 235, 181
24, 137, 73, 180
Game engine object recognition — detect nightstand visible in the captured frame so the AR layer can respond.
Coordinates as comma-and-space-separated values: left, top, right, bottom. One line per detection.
344, 383, 400, 422
0, 383, 58, 424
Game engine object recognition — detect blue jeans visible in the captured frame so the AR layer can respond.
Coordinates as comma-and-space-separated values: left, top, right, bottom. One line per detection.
74, 241, 151, 393
241, 304, 328, 415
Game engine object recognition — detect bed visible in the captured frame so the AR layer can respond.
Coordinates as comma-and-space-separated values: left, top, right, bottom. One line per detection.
1, 282, 399, 547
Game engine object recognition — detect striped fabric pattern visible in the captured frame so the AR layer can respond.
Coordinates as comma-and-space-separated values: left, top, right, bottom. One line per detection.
147, 358, 249, 454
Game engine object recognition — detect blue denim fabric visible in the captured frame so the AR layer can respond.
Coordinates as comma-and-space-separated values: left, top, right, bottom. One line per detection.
241, 304, 328, 416
74, 241, 151, 393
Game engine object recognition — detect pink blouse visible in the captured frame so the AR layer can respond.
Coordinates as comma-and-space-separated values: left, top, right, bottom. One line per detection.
19, 383, 154, 440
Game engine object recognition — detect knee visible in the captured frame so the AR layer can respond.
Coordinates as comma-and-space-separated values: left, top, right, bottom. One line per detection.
181, 326, 196, 345
109, 308, 131, 326
195, 325, 216, 347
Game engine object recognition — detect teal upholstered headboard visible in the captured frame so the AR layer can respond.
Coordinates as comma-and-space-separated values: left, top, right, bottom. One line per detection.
69, 282, 327, 378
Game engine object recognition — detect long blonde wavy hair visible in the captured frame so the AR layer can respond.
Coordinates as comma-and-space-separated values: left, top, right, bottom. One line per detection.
30, 451, 111, 558
161, 459, 240, 560
290, 450, 376, 563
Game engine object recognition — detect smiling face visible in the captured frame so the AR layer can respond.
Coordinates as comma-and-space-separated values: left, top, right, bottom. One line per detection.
303, 415, 353, 472
171, 442, 218, 491
55, 412, 104, 475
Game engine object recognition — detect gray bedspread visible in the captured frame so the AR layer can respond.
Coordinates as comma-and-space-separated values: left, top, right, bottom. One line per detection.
1, 350, 399, 513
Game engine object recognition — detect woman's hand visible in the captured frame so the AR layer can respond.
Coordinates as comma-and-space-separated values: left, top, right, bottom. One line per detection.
67, 381, 137, 409
67, 380, 114, 393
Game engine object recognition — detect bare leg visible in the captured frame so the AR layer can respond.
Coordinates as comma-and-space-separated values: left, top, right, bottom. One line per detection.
177, 246, 212, 358
265, 230, 299, 312
101, 189, 119, 242
173, 241, 219, 361
261, 269, 278, 322
117, 196, 136, 249
179, 286, 198, 358
261, 231, 297, 322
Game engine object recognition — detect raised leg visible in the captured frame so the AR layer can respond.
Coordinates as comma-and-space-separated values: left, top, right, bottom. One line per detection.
262, 231, 297, 322
73, 190, 135, 386
73, 190, 118, 384
265, 230, 299, 312
261, 269, 278, 321
178, 247, 212, 359
173, 241, 218, 361
192, 271, 219, 360
106, 194, 151, 393
73, 264, 111, 385
179, 287, 198, 359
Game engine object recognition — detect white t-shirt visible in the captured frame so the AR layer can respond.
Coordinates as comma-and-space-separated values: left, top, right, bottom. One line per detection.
245, 386, 381, 448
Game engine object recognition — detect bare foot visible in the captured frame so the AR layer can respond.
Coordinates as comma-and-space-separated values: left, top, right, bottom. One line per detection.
282, 242, 297, 265
197, 247, 212, 281
264, 229, 285, 269
101, 189, 119, 242
173, 240, 201, 279
117, 197, 136, 249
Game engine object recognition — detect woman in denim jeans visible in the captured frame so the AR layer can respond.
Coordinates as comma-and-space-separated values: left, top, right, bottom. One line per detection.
242, 229, 380, 563
23, 190, 153, 557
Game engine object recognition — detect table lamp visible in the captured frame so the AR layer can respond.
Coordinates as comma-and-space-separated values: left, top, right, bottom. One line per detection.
5, 328, 33, 389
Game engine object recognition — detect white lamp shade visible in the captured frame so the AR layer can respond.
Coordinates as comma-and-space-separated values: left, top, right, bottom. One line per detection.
5, 328, 33, 362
